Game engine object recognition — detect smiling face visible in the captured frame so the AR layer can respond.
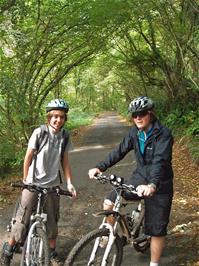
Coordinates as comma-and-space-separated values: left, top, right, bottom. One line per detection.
132, 110, 152, 131
47, 110, 66, 132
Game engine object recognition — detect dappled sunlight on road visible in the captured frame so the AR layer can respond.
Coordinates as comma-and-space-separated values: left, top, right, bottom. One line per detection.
71, 144, 116, 153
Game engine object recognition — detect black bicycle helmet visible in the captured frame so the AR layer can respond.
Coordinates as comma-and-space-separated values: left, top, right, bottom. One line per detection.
128, 96, 154, 114
46, 99, 69, 113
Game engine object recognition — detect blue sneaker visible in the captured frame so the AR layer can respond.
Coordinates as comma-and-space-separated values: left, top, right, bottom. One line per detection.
50, 250, 62, 266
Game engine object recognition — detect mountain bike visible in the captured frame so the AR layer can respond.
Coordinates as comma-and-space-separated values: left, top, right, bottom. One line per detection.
65, 174, 150, 266
9, 182, 72, 266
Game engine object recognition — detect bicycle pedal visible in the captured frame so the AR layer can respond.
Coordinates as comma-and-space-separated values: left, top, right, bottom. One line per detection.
121, 236, 127, 246
133, 235, 150, 244
14, 245, 22, 254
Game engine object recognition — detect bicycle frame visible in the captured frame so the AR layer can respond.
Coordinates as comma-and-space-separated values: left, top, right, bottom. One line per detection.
65, 175, 149, 266
10, 183, 72, 266
88, 187, 143, 266
25, 191, 47, 266
88, 223, 115, 266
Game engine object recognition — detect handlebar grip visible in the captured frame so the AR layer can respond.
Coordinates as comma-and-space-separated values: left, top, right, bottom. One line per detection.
58, 189, 73, 197
11, 183, 73, 197
94, 173, 101, 178
11, 182, 25, 188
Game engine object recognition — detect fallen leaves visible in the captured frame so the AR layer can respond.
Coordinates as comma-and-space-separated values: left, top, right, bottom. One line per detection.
168, 140, 199, 265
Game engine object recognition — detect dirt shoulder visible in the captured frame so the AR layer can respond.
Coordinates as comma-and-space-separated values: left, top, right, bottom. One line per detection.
168, 140, 199, 265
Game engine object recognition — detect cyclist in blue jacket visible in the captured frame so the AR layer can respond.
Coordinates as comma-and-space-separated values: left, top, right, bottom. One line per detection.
89, 96, 174, 266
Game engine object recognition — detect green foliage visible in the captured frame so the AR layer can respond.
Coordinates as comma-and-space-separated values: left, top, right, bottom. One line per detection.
0, 140, 18, 173
154, 95, 199, 162
164, 109, 199, 137
188, 138, 199, 163
0, 0, 198, 171
163, 107, 199, 161
1, 0, 121, 147
184, 111, 199, 137
0, 128, 27, 174
66, 108, 96, 131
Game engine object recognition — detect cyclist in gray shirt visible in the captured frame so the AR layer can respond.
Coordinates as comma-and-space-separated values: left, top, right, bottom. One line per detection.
1, 99, 76, 266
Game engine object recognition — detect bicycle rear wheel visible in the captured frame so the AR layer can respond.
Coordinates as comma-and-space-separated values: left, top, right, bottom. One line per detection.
65, 228, 123, 266
20, 224, 50, 266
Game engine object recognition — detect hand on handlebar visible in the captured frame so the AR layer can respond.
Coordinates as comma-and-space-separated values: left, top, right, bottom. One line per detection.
136, 184, 156, 197
67, 183, 77, 197
88, 168, 102, 179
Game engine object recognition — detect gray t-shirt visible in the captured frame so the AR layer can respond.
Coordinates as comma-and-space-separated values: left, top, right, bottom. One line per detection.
25, 126, 72, 187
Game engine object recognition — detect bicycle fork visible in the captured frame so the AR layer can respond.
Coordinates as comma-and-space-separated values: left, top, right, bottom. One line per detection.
88, 221, 116, 266
25, 220, 45, 265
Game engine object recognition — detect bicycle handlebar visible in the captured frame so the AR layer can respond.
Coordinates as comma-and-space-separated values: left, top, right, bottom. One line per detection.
11, 182, 73, 197
95, 174, 137, 194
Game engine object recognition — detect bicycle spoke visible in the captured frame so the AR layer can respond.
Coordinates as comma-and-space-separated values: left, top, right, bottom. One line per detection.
22, 226, 49, 266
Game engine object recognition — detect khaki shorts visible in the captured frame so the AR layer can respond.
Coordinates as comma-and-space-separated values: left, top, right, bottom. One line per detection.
11, 188, 60, 242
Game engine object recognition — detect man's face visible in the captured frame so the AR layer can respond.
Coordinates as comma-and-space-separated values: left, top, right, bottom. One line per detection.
48, 110, 66, 132
132, 110, 151, 131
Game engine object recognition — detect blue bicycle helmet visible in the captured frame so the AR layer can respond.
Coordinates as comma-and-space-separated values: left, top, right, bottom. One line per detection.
128, 96, 154, 114
46, 99, 69, 113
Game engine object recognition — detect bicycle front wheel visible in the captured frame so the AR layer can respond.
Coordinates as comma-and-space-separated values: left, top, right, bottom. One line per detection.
20, 224, 50, 266
65, 228, 123, 266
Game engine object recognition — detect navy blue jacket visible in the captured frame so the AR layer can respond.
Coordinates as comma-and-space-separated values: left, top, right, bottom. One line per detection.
96, 119, 174, 194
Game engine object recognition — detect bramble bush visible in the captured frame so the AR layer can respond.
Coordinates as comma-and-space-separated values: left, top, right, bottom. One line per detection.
163, 108, 199, 162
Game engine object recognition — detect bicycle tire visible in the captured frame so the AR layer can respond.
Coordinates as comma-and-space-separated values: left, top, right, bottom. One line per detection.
7, 197, 20, 231
133, 204, 150, 253
65, 228, 123, 266
20, 224, 50, 266
12, 196, 20, 217
9, 197, 23, 253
